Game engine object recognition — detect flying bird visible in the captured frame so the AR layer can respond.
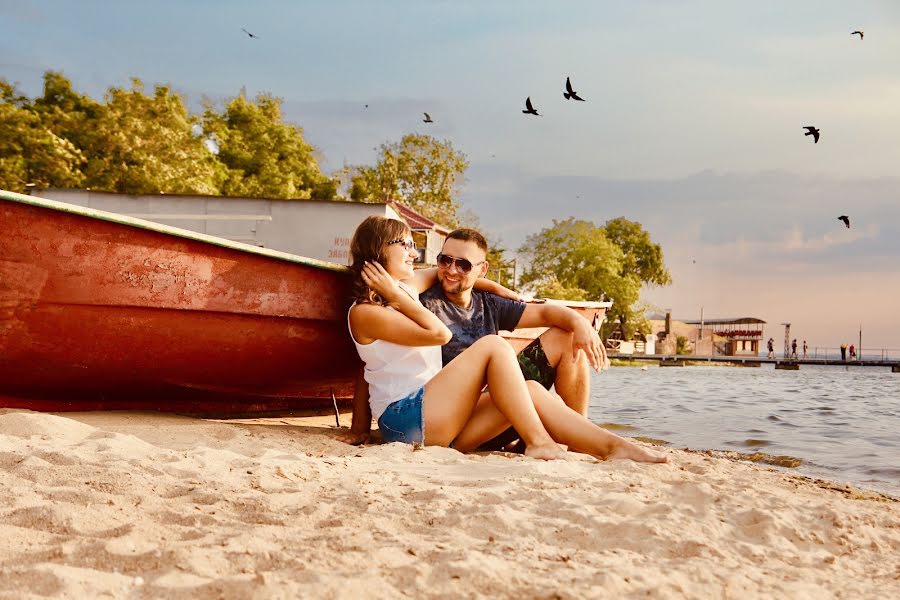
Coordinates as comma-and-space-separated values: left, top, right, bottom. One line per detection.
522, 96, 540, 116
563, 77, 585, 101
803, 126, 820, 143
423, 112, 433, 123
838, 215, 850, 228
851, 30, 864, 40
241, 28, 259, 39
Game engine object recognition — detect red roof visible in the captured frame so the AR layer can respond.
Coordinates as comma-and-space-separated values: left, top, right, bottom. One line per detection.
388, 201, 448, 232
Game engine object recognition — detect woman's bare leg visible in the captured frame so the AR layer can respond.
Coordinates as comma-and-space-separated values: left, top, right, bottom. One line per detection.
422, 335, 564, 460
524, 381, 667, 463
450, 382, 665, 463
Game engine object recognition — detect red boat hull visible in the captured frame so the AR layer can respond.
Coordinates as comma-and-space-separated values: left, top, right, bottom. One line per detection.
1, 192, 359, 415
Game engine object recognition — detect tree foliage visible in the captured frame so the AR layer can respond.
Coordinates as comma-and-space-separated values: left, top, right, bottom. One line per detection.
350, 134, 468, 227
86, 79, 223, 195
517, 217, 671, 340
602, 217, 672, 287
0, 71, 333, 199
202, 93, 335, 200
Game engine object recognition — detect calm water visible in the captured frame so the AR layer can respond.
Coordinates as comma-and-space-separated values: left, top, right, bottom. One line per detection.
588, 364, 900, 496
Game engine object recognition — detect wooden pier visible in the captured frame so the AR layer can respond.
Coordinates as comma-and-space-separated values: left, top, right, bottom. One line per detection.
608, 353, 900, 370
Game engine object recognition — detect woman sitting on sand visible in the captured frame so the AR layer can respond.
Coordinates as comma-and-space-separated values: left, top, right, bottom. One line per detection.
347, 216, 666, 463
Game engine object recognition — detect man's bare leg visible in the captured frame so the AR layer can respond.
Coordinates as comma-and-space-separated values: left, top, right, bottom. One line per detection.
536, 327, 591, 417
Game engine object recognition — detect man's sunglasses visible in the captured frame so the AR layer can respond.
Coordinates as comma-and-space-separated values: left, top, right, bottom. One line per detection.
436, 253, 485, 274
387, 238, 417, 252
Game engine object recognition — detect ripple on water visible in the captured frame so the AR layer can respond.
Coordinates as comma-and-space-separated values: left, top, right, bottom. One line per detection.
598, 422, 637, 432
743, 439, 771, 447
864, 466, 900, 478
631, 436, 670, 446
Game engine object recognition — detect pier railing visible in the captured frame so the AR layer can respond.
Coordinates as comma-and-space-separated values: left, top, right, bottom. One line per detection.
803, 347, 900, 362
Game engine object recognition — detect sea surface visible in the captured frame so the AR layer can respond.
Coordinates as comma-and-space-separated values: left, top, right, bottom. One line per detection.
589, 364, 900, 496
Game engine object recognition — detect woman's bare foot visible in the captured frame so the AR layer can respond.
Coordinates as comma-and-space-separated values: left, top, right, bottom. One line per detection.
524, 442, 567, 461
606, 439, 668, 463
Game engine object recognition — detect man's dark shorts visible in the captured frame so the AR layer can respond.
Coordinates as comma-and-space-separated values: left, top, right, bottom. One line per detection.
516, 338, 556, 390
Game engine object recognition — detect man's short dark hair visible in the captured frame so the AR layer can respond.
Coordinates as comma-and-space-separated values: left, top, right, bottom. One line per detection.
446, 228, 488, 253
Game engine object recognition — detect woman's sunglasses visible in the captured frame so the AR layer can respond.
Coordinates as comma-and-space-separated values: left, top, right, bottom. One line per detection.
436, 253, 485, 274
387, 238, 417, 252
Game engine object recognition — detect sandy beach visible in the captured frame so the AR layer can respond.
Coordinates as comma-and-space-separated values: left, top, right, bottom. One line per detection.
1, 408, 898, 599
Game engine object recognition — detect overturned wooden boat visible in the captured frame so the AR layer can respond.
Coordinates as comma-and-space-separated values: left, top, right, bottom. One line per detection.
1, 190, 359, 415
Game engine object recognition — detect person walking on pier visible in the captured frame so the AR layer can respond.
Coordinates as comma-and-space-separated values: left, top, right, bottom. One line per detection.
767, 337, 775, 359
802, 340, 808, 359
849, 344, 857, 361
791, 338, 798, 359
840, 342, 848, 361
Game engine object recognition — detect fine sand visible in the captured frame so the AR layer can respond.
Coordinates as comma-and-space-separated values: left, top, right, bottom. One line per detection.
1, 408, 898, 599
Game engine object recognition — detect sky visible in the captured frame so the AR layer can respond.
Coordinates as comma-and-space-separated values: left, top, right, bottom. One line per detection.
3, 0, 900, 350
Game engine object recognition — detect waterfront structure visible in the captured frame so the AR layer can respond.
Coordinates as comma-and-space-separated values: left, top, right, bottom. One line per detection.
648, 313, 765, 356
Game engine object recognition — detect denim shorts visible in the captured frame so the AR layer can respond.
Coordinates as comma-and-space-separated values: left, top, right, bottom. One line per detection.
377, 386, 426, 445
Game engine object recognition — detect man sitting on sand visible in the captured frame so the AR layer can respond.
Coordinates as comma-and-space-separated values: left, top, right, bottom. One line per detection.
339, 227, 608, 447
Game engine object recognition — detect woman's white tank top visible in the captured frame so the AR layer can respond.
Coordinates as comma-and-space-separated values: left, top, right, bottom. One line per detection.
348, 281, 443, 421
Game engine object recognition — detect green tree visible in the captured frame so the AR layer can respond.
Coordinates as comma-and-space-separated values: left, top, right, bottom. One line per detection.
202, 93, 335, 200
350, 134, 468, 227
30, 71, 105, 167
82, 79, 223, 195
517, 217, 670, 341
601, 217, 672, 287
0, 78, 85, 191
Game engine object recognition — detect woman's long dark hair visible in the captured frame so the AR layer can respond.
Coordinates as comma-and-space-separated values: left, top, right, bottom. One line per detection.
349, 216, 411, 305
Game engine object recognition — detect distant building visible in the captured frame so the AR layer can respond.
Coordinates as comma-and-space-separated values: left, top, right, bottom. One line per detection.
648, 313, 766, 356
31, 189, 449, 266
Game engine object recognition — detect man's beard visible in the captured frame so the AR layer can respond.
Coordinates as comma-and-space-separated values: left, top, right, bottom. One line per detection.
442, 277, 472, 295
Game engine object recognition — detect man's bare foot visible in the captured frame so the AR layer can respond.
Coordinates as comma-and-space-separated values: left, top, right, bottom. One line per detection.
524, 442, 567, 461
606, 440, 668, 463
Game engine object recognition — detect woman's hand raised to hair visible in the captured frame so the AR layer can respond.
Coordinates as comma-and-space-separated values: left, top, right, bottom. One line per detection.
361, 261, 402, 304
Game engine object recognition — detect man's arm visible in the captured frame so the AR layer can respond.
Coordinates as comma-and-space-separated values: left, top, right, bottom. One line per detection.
474, 278, 519, 301
405, 267, 438, 294
516, 303, 607, 371
335, 365, 371, 445
406, 267, 519, 300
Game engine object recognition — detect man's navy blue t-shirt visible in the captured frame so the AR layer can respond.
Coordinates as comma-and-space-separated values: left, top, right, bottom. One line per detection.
419, 284, 526, 366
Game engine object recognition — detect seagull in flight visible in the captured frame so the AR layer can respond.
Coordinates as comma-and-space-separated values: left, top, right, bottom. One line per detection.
563, 77, 585, 101
522, 96, 540, 116
838, 215, 850, 228
241, 28, 259, 39
423, 112, 433, 123
851, 30, 864, 40
803, 126, 820, 143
